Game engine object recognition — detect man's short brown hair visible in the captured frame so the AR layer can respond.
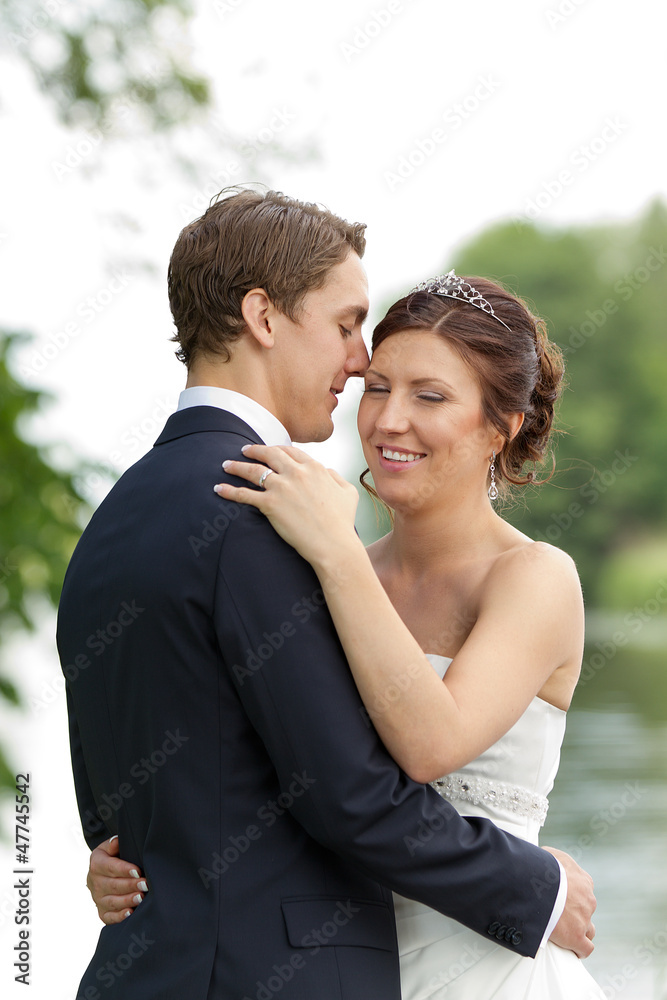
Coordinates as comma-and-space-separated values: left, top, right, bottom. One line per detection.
168, 187, 367, 366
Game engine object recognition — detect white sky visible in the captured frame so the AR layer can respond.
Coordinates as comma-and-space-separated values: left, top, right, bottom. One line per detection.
0, 0, 664, 995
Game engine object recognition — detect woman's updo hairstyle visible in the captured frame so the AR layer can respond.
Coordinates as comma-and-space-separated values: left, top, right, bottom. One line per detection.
370, 276, 564, 494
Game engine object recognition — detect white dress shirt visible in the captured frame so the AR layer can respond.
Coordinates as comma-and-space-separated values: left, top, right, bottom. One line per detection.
541, 861, 567, 947
176, 384, 566, 945
177, 385, 291, 446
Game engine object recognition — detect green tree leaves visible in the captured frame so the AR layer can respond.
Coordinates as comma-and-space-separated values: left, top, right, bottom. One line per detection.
450, 201, 667, 604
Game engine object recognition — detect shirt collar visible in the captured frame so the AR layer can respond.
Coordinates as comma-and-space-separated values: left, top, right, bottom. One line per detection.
177, 386, 291, 447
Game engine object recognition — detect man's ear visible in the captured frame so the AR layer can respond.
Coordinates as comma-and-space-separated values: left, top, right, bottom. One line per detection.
241, 288, 275, 349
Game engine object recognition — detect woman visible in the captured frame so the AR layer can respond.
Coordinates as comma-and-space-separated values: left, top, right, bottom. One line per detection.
216, 271, 604, 999
91, 273, 604, 997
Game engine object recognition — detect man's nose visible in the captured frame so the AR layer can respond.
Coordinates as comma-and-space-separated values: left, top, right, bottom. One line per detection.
344, 329, 370, 377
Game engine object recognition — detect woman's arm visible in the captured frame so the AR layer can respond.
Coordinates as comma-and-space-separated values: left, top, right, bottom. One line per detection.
216, 444, 584, 782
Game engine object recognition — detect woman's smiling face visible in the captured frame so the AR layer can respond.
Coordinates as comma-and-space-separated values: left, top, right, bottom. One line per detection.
357, 330, 502, 513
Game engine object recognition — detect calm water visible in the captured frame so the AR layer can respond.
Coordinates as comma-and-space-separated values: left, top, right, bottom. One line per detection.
542, 644, 667, 998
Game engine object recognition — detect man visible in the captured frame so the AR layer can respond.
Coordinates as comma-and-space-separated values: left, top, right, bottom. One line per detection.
58, 187, 595, 1000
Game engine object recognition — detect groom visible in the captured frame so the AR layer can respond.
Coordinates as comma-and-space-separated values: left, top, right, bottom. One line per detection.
58, 187, 595, 1000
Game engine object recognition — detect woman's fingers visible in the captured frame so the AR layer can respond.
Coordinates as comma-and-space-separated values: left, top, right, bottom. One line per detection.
98, 888, 145, 924
219, 460, 274, 489
215, 447, 303, 500
87, 837, 148, 924
241, 443, 311, 465
89, 837, 143, 880
214, 477, 267, 506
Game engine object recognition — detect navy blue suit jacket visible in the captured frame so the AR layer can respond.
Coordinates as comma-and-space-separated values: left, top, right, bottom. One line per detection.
57, 406, 559, 999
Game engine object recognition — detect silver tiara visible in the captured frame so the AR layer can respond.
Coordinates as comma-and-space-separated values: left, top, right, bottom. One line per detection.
411, 270, 511, 332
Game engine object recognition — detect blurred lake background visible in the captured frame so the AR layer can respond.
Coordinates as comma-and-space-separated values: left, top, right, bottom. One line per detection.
1, 1, 666, 997
543, 644, 667, 997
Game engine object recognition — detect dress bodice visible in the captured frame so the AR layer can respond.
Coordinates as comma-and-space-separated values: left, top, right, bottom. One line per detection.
393, 657, 605, 999
425, 654, 567, 845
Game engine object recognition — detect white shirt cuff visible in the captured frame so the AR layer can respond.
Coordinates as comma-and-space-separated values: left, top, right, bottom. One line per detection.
540, 860, 567, 947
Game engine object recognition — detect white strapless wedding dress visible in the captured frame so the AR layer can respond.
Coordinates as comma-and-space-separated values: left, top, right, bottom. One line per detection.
394, 655, 605, 1000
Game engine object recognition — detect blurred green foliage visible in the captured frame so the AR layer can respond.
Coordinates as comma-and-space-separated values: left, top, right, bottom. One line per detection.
0, 334, 92, 791
358, 200, 667, 608
0, 0, 212, 803
4, 0, 209, 131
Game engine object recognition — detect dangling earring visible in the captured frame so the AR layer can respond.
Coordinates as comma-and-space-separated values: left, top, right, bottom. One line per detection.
488, 451, 498, 501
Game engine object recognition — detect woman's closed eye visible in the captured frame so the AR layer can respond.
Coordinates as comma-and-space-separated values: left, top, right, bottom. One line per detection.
363, 384, 390, 394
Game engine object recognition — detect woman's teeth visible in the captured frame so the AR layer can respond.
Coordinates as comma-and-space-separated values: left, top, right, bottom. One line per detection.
382, 448, 424, 463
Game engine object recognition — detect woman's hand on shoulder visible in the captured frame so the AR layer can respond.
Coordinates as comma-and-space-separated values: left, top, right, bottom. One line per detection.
214, 444, 361, 568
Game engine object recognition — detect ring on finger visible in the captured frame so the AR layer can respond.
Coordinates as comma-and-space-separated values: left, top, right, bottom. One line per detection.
258, 469, 274, 489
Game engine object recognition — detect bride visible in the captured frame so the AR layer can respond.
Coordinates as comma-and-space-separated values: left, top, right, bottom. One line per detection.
89, 273, 605, 998
215, 272, 605, 999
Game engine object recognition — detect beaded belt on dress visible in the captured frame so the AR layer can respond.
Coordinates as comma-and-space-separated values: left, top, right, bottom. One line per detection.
430, 773, 549, 826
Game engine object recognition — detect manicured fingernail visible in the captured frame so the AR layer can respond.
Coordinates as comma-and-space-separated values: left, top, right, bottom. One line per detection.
109, 835, 118, 844
241, 444, 251, 452
213, 485, 224, 494
132, 894, 143, 905
222, 460, 232, 469
137, 880, 148, 892
129, 869, 139, 878
124, 910, 132, 919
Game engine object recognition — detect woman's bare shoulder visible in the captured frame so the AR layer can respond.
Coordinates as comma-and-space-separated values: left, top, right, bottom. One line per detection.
482, 534, 583, 618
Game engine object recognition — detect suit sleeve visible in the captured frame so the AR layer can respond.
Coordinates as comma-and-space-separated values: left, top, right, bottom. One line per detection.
65, 686, 113, 851
214, 508, 560, 958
